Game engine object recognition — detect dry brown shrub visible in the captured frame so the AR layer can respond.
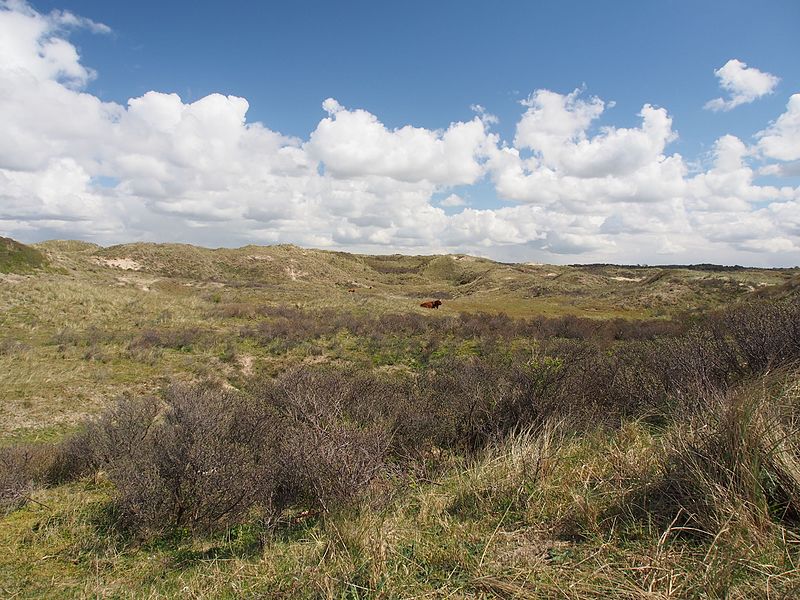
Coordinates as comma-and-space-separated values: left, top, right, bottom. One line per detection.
263, 369, 392, 509
0, 444, 51, 513
129, 327, 207, 351
92, 386, 281, 534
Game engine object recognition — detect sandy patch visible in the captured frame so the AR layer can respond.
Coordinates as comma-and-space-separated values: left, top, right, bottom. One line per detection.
487, 529, 573, 569
114, 275, 159, 291
0, 273, 27, 284
247, 255, 274, 261
611, 276, 644, 282
238, 354, 255, 376
97, 257, 142, 271
302, 355, 330, 365
285, 264, 307, 281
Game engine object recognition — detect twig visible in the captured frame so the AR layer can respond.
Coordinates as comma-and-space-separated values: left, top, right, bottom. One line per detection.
22, 495, 52, 510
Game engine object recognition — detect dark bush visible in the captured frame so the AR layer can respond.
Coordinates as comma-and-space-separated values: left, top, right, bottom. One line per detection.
83, 394, 161, 468
211, 302, 263, 319
95, 385, 280, 534
0, 439, 90, 512
130, 327, 207, 351
261, 369, 392, 509
51, 326, 117, 359
0, 444, 49, 513
4, 406, 142, 509
708, 301, 800, 376
242, 308, 340, 352
281, 418, 390, 511
45, 431, 95, 485
0, 339, 28, 356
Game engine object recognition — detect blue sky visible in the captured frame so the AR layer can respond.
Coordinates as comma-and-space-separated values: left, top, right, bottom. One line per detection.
35, 1, 798, 145
1, 0, 799, 265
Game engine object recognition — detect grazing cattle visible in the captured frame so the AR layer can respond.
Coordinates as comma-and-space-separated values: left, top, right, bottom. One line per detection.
348, 288, 356, 293
420, 300, 442, 309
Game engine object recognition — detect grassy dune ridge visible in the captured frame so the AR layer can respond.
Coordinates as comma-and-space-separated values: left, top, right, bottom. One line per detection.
1, 239, 800, 597
0, 237, 48, 274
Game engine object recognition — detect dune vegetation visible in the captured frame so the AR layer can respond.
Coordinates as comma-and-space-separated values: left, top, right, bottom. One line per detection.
0, 237, 48, 274
1, 239, 799, 598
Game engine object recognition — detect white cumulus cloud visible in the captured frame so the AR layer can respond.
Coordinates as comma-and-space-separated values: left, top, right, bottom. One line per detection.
704, 59, 780, 112
491, 88, 685, 208
756, 93, 800, 162
307, 98, 495, 185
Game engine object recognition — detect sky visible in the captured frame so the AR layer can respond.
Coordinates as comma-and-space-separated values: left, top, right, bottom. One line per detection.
1, 0, 799, 266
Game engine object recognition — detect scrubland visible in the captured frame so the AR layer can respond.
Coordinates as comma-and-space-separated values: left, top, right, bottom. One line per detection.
1, 239, 799, 598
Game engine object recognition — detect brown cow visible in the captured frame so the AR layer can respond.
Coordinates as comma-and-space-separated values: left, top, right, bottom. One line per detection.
420, 300, 442, 309
348, 288, 356, 293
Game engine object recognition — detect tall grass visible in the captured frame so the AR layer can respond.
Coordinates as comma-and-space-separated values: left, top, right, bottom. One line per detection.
660, 374, 800, 538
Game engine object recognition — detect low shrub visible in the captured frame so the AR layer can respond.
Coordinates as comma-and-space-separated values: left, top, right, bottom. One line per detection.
94, 385, 280, 534
0, 445, 49, 513
708, 300, 800, 376
45, 431, 95, 485
129, 327, 207, 351
0, 438, 91, 513
259, 369, 393, 509
237, 305, 686, 358
0, 339, 28, 356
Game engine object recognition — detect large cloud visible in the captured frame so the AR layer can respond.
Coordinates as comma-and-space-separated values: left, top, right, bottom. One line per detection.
704, 59, 780, 112
307, 98, 494, 185
484, 87, 797, 262
688, 135, 795, 211
490, 89, 686, 208
756, 94, 800, 162
0, 1, 798, 266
